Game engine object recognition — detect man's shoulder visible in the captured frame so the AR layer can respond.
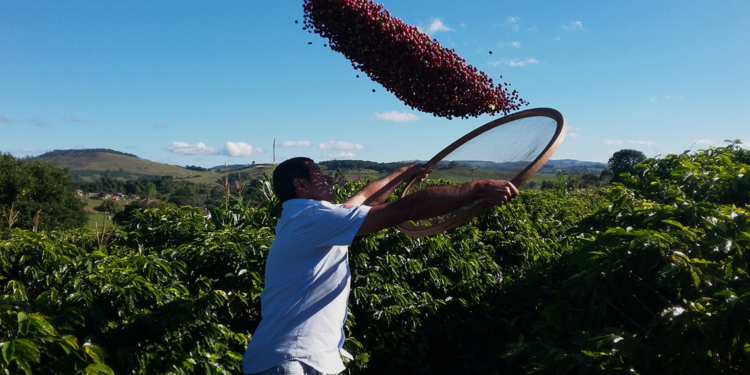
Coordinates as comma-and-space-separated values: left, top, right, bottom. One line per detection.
283, 199, 364, 213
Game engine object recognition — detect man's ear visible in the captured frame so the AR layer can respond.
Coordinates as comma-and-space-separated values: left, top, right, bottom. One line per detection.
292, 178, 308, 194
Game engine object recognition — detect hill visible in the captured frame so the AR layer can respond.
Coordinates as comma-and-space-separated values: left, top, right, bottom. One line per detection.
33, 148, 607, 183
35, 149, 218, 180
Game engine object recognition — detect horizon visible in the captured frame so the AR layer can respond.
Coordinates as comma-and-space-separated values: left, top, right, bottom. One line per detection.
2, 1, 748, 168
23, 147, 610, 169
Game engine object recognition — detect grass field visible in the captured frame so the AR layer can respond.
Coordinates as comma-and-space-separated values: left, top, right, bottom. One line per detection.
427, 167, 558, 187
86, 213, 114, 229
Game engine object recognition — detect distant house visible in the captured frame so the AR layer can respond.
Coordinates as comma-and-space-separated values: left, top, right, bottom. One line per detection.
76, 189, 84, 196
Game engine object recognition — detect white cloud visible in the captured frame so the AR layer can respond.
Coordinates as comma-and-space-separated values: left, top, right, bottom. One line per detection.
323, 152, 356, 158
319, 140, 365, 151
375, 111, 420, 122
63, 115, 82, 122
627, 140, 657, 147
418, 19, 454, 35
502, 16, 521, 32
154, 123, 167, 129
489, 58, 540, 67
649, 97, 658, 103
498, 41, 522, 48
527, 25, 539, 32
75, 144, 85, 149
281, 140, 312, 148
561, 21, 585, 31
604, 139, 623, 145
568, 132, 580, 138
665, 95, 683, 100
165, 141, 219, 155
9, 148, 43, 154
224, 142, 264, 157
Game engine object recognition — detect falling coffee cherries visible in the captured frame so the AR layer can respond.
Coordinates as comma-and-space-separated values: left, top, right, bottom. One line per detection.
302, 0, 526, 119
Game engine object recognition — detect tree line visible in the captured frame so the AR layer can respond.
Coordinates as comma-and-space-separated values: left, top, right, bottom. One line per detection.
1, 149, 649, 231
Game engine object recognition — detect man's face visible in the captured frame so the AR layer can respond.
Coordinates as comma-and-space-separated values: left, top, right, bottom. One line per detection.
299, 162, 336, 202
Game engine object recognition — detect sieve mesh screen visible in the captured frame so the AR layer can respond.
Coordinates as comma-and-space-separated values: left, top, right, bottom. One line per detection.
398, 109, 565, 236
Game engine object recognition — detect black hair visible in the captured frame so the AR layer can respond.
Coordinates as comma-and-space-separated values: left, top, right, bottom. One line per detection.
273, 157, 313, 203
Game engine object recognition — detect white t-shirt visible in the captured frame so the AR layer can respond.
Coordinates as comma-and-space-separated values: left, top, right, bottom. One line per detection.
243, 199, 371, 374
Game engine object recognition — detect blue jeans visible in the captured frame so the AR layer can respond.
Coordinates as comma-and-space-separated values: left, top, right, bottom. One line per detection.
247, 361, 325, 375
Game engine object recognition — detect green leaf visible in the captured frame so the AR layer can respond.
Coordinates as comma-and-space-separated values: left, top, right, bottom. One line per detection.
662, 219, 684, 229
2, 340, 15, 364
16, 358, 32, 375
13, 339, 40, 364
58, 335, 79, 354
29, 314, 58, 336
84, 344, 107, 364
84, 363, 115, 375
692, 271, 701, 288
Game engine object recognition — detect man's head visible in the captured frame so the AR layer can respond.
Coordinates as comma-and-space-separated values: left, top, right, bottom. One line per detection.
273, 157, 336, 203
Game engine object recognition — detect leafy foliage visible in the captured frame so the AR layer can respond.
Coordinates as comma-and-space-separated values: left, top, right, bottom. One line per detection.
500, 143, 750, 374
608, 149, 646, 183
2, 143, 749, 374
0, 153, 86, 231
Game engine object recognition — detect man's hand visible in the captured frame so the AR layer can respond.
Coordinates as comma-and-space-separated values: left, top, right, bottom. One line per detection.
479, 180, 519, 206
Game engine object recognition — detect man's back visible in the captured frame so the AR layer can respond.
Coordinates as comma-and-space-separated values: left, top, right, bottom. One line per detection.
242, 199, 370, 374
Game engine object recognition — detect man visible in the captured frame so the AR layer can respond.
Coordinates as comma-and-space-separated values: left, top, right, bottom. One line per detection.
243, 157, 518, 375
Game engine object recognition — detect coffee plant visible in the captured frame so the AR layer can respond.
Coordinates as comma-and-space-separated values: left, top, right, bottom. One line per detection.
499, 143, 750, 374
1, 143, 748, 374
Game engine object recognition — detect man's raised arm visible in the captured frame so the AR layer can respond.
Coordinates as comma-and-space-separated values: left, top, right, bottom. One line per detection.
344, 163, 426, 206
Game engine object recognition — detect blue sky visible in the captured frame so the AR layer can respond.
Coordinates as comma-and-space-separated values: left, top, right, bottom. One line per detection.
1, 0, 748, 167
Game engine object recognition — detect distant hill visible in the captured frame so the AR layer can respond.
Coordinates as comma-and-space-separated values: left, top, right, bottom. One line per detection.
32, 148, 607, 182
34, 149, 217, 180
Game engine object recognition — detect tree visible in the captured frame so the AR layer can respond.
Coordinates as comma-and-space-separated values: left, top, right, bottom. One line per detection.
142, 182, 157, 203
599, 167, 614, 185
581, 172, 599, 187
96, 199, 122, 214
335, 167, 346, 184
0, 153, 86, 230
607, 149, 646, 183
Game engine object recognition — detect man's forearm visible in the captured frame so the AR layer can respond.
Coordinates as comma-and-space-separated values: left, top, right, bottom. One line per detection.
397, 181, 484, 221
355, 179, 520, 236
